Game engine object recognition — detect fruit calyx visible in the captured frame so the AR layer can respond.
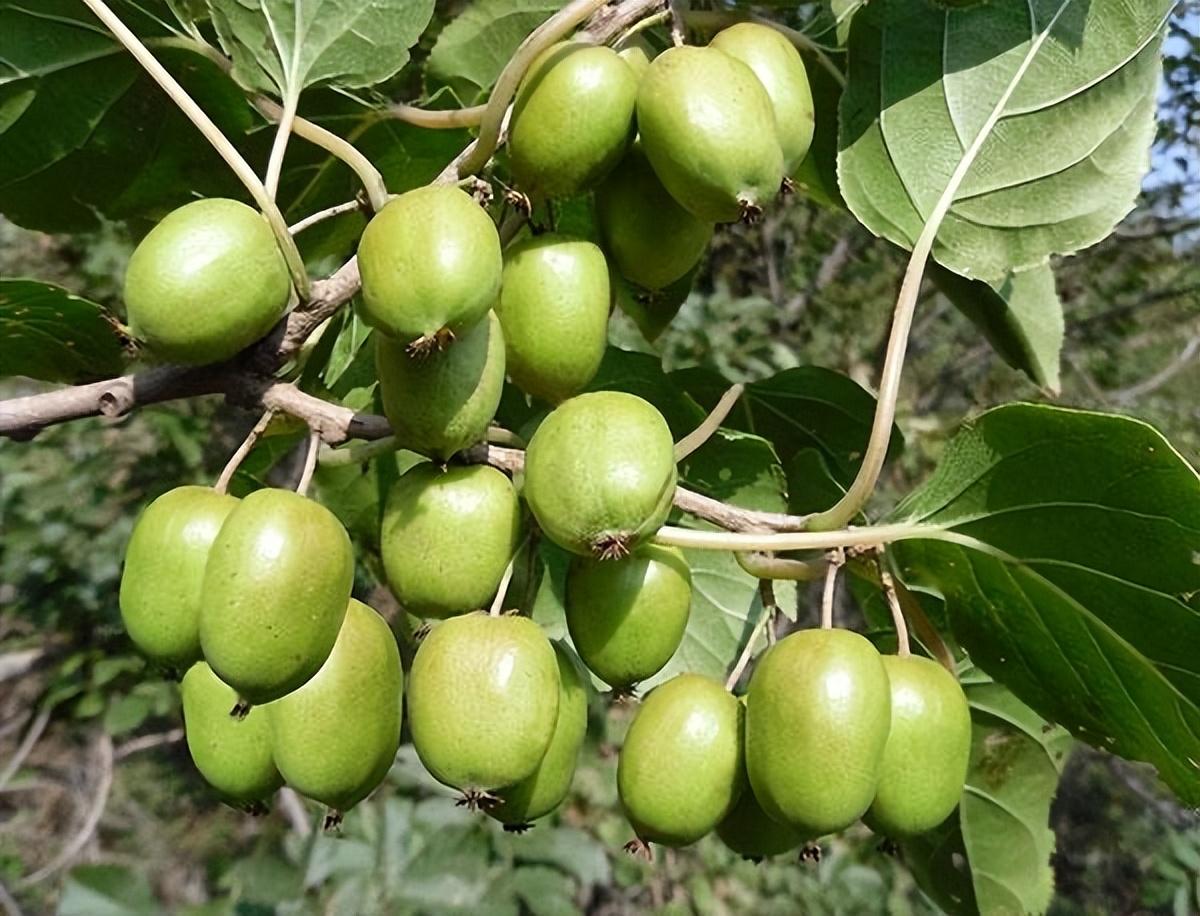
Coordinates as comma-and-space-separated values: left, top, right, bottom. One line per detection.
407, 326, 456, 358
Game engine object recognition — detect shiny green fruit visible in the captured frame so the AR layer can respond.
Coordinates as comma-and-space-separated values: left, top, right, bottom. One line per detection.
124, 199, 290, 365
710, 23, 815, 175
120, 486, 238, 667
408, 614, 559, 792
496, 234, 609, 404
199, 488, 353, 705
618, 674, 745, 847
716, 785, 805, 861
377, 311, 505, 460
268, 599, 403, 814
357, 186, 502, 349
565, 545, 691, 689
509, 43, 638, 199
523, 392, 677, 558
490, 643, 589, 827
181, 661, 281, 808
637, 46, 784, 223
745, 628, 891, 837
381, 463, 522, 619
867, 655, 971, 837
596, 144, 713, 291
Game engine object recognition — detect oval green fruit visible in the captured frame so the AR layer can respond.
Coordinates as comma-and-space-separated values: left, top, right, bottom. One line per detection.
199, 488, 353, 704
377, 311, 505, 460
490, 643, 589, 828
381, 463, 522, 619
268, 599, 403, 814
523, 391, 677, 558
866, 655, 971, 837
745, 628, 891, 837
357, 186, 502, 349
636, 46, 784, 223
709, 23, 815, 175
181, 661, 281, 809
596, 144, 713, 291
496, 234, 609, 404
408, 614, 559, 793
509, 43, 638, 199
565, 545, 691, 689
618, 674, 745, 847
716, 784, 805, 861
120, 486, 238, 667
124, 199, 291, 365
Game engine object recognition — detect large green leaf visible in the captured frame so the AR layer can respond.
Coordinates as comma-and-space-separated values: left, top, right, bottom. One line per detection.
671, 365, 899, 485
889, 404, 1200, 804
426, 0, 563, 101
0, 1, 251, 231
930, 263, 1064, 393
0, 280, 126, 382
839, 0, 1171, 282
904, 672, 1072, 916
209, 0, 435, 96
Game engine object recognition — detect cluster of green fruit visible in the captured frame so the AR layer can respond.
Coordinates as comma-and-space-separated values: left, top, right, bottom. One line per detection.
115, 18, 969, 856
121, 485, 401, 821
619, 631, 972, 860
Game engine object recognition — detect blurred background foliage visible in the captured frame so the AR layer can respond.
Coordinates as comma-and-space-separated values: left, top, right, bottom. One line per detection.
1, 1, 1198, 913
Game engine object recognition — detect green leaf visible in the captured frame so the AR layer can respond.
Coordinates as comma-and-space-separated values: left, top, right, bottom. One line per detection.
904, 674, 1071, 916
0, 280, 126, 382
930, 262, 1064, 392
507, 826, 612, 888
890, 403, 1200, 804
209, 0, 435, 96
426, 0, 563, 101
59, 865, 160, 916
839, 0, 1171, 282
671, 365, 899, 484
0, 3, 252, 231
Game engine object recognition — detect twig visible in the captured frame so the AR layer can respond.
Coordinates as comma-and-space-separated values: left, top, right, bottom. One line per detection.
113, 728, 184, 761
820, 548, 845, 629
736, 551, 826, 581
1111, 334, 1200, 403
878, 568, 910, 657
295, 430, 321, 497
78, 0, 309, 298
289, 199, 364, 235
0, 878, 22, 916
388, 103, 487, 129
674, 384, 744, 460
724, 593, 776, 691
0, 707, 50, 791
214, 409, 276, 494
19, 733, 115, 887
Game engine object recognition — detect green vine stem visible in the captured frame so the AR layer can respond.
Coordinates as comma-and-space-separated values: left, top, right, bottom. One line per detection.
289, 199, 364, 235
804, 14, 1064, 531
388, 103, 488, 129
614, 9, 670, 48
652, 521, 935, 553
735, 551, 826, 582
674, 383, 743, 461
683, 9, 846, 88
451, 0, 612, 180
80, 0, 311, 299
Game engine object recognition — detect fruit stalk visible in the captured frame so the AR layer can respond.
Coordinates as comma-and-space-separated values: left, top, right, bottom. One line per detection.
674, 383, 744, 461
724, 593, 776, 691
296, 430, 321, 497
78, 0, 311, 299
488, 549, 521, 617
878, 567, 911, 657
215, 409, 277, 494
820, 548, 845, 629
